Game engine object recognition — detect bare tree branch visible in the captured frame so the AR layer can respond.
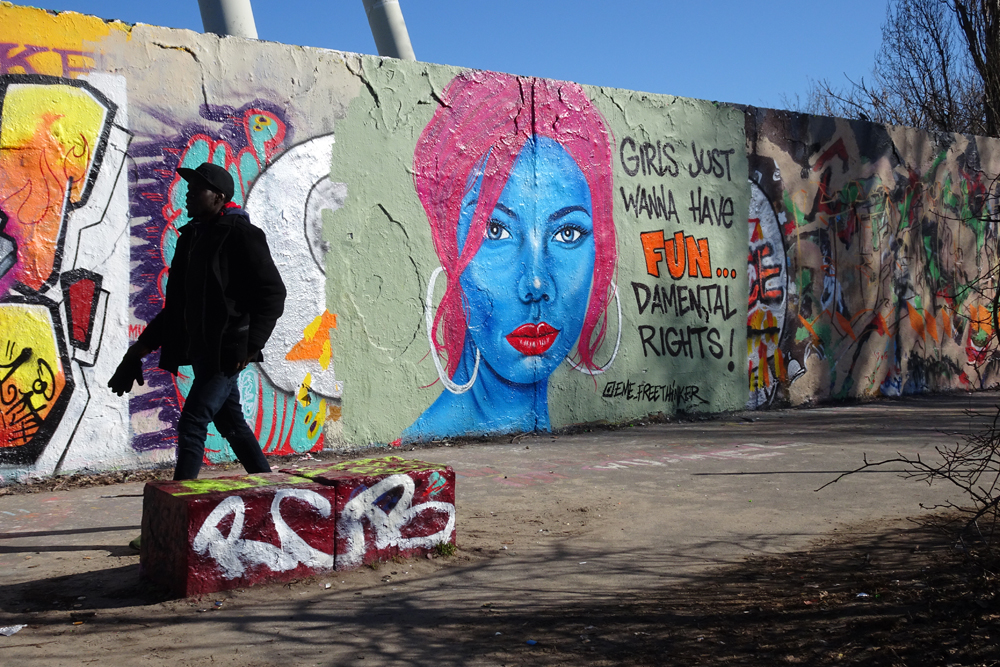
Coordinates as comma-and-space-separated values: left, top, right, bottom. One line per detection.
798, 0, 997, 137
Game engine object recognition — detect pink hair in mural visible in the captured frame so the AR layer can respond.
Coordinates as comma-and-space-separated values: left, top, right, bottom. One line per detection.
412, 71, 617, 380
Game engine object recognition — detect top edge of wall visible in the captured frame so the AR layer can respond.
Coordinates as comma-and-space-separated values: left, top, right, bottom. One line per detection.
1, 2, 749, 115
4, 1, 993, 144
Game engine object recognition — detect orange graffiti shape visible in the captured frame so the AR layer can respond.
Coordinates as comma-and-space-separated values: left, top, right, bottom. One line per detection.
834, 311, 856, 341
0, 84, 106, 291
0, 114, 87, 289
969, 304, 992, 336
924, 310, 939, 343
285, 311, 337, 369
907, 302, 926, 340
873, 312, 889, 336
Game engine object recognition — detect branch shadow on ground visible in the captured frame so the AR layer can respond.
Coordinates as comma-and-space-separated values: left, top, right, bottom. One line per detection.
0, 517, 996, 666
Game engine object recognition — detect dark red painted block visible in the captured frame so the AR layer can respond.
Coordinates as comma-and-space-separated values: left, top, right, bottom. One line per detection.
282, 456, 456, 570
60, 269, 102, 349
140, 473, 337, 597
67, 277, 97, 345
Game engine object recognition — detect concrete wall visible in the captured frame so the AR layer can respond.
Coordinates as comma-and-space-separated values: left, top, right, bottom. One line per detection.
0, 3, 994, 480
327, 67, 749, 445
745, 109, 1000, 407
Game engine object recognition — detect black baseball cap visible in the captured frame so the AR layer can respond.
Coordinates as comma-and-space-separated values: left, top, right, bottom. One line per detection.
177, 163, 235, 202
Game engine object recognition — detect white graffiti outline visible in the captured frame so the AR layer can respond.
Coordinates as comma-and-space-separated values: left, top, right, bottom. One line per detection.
192, 488, 334, 579
336, 474, 455, 569
245, 135, 346, 399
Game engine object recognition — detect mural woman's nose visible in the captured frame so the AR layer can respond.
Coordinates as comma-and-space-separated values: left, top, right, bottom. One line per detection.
518, 239, 553, 305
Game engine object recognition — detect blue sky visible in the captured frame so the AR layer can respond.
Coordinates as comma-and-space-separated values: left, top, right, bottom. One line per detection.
40, 0, 888, 109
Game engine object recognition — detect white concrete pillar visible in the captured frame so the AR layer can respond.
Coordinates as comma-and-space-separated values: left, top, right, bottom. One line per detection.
361, 0, 416, 60
198, 0, 259, 39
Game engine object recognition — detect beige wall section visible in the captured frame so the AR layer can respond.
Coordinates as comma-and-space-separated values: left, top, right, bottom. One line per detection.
745, 109, 1000, 408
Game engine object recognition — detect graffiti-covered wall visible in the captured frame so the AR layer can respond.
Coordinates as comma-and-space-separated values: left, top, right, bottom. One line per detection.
0, 8, 133, 481
0, 3, 997, 480
0, 4, 362, 479
745, 109, 1000, 407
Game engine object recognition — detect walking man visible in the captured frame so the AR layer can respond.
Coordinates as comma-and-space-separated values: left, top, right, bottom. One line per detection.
109, 163, 286, 480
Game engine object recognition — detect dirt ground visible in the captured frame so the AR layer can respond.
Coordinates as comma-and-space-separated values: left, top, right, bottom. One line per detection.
1, 477, 998, 665
2, 510, 998, 665
537, 517, 1000, 667
3, 396, 1000, 665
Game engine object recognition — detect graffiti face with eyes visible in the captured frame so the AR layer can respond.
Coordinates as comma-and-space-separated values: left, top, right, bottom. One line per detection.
457, 136, 596, 385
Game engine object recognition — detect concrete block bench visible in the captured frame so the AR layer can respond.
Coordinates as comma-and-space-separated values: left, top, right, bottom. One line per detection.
281, 456, 456, 570
140, 457, 455, 598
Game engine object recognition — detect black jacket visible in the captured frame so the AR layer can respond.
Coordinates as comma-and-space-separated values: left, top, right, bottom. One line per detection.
139, 206, 286, 376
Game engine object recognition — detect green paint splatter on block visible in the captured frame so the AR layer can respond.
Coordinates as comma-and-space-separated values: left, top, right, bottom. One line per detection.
171, 474, 306, 496
292, 456, 446, 479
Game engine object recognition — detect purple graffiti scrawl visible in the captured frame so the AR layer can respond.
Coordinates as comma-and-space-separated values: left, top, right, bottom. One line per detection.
127, 101, 291, 454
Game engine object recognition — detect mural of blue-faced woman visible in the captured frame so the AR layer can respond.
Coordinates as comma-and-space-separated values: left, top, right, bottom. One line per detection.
403, 71, 621, 441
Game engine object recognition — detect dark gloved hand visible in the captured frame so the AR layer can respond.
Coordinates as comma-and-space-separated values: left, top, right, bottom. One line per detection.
223, 355, 257, 377
226, 350, 259, 377
108, 352, 144, 396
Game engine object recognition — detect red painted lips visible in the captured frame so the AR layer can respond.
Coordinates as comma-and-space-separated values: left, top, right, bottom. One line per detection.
506, 322, 560, 356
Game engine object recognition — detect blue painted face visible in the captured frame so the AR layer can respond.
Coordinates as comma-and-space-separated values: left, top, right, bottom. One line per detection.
457, 136, 595, 385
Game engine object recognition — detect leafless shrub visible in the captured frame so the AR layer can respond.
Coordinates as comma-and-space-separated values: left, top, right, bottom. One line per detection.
822, 405, 1000, 549
794, 0, 1000, 137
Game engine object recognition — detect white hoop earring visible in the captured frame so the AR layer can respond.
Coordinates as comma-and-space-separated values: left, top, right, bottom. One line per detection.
566, 283, 622, 376
426, 267, 480, 394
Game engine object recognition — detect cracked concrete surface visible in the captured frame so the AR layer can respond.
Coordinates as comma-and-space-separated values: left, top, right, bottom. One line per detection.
0, 392, 990, 665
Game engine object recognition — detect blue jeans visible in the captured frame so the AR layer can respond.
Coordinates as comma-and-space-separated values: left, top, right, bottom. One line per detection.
174, 361, 271, 480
